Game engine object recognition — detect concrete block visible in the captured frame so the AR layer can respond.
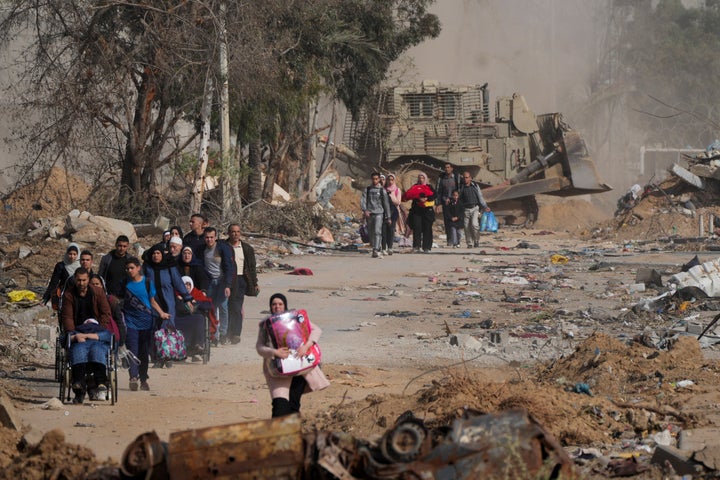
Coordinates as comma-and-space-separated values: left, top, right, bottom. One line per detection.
449, 333, 482, 350
489, 330, 508, 346
0, 393, 22, 430
8, 306, 45, 325
36, 325, 52, 342
686, 322, 705, 335
650, 445, 702, 475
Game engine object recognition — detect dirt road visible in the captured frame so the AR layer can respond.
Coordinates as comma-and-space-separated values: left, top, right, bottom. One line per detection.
9, 231, 720, 475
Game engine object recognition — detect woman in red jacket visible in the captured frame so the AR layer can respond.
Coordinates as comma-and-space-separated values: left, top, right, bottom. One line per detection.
402, 173, 437, 252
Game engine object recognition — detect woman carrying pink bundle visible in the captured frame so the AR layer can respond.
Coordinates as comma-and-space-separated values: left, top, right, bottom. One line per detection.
255, 293, 329, 418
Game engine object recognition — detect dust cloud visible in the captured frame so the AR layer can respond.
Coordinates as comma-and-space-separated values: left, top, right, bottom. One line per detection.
404, 0, 606, 114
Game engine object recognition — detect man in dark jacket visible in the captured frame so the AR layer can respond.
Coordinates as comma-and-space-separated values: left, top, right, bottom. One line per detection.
183, 213, 207, 257
435, 163, 461, 247
98, 236, 130, 297
226, 224, 259, 344
198, 226, 236, 345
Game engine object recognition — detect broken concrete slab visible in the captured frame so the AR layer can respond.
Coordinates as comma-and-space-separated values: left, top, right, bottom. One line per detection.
0, 392, 22, 430
679, 428, 720, 463
673, 163, 705, 189
650, 444, 703, 475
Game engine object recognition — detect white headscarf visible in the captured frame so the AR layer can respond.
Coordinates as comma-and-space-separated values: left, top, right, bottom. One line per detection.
64, 242, 81, 277
181, 276, 194, 293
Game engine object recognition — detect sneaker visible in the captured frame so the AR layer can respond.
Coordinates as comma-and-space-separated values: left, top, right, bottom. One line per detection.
372, 250, 379, 258
129, 377, 139, 391
386, 249, 393, 256
88, 389, 99, 401
95, 385, 108, 401
219, 335, 229, 345
412, 248, 421, 253
72, 393, 84, 404
191, 355, 202, 363
423, 249, 431, 253
165, 360, 172, 369
230, 336, 242, 345
454, 244, 460, 248
474, 242, 480, 248
140, 381, 150, 391
152, 361, 164, 369
212, 337, 219, 347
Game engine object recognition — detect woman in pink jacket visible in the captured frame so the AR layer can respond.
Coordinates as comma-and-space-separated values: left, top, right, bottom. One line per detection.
256, 293, 330, 417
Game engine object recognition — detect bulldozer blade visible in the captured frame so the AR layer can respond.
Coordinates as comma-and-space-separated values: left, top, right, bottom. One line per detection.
562, 131, 612, 194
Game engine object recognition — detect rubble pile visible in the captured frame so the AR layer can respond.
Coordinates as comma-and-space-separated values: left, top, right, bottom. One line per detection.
601, 143, 720, 242
1, 167, 92, 235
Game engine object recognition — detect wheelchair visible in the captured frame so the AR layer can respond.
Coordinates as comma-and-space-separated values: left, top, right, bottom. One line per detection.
57, 331, 118, 405
175, 310, 212, 364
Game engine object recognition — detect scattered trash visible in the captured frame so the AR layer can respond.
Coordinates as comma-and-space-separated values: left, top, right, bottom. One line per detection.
6, 290, 38, 302
287, 267, 313, 276
550, 254, 569, 264
573, 383, 592, 396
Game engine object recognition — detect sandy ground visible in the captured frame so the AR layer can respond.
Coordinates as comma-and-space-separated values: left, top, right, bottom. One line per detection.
5, 228, 720, 478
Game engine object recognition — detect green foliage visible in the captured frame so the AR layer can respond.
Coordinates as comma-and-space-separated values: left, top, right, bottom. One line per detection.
0, 0, 439, 218
618, 1, 720, 146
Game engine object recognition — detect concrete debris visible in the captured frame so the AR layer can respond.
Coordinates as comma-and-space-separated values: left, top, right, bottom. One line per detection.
0, 392, 22, 430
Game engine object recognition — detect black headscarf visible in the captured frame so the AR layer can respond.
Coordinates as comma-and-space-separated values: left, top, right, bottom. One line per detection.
269, 293, 288, 312
143, 243, 171, 311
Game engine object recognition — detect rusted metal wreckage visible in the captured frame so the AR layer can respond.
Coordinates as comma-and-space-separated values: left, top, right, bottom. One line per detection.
115, 409, 577, 480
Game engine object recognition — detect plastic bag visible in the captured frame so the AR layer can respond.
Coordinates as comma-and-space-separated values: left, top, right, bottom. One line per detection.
482, 211, 498, 233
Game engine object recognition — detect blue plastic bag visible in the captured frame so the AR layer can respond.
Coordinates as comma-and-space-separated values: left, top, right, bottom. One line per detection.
481, 211, 498, 233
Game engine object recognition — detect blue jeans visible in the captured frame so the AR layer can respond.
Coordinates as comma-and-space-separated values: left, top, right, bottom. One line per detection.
126, 327, 153, 381
69, 330, 112, 366
208, 279, 229, 338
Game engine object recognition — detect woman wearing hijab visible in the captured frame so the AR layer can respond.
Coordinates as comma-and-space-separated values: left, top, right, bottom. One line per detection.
381, 173, 402, 255
402, 172, 437, 253
142, 243, 194, 368
43, 243, 81, 310
256, 293, 329, 418
175, 276, 216, 362
176, 245, 209, 293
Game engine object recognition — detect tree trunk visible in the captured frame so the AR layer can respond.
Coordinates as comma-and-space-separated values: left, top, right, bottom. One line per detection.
305, 99, 319, 200
219, 1, 233, 220
248, 139, 263, 203
191, 76, 214, 215
319, 100, 336, 174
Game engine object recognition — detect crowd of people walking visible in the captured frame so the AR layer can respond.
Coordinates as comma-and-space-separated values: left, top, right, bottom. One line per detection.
47, 218, 259, 404
360, 163, 492, 256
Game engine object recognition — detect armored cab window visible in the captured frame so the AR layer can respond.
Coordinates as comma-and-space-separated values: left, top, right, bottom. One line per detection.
439, 94, 457, 119
406, 94, 434, 118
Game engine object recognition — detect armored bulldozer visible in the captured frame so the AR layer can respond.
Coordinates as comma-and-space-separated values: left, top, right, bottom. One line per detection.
342, 80, 611, 225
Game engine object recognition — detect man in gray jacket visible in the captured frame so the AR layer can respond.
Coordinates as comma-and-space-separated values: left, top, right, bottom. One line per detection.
458, 171, 491, 248
360, 172, 391, 258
